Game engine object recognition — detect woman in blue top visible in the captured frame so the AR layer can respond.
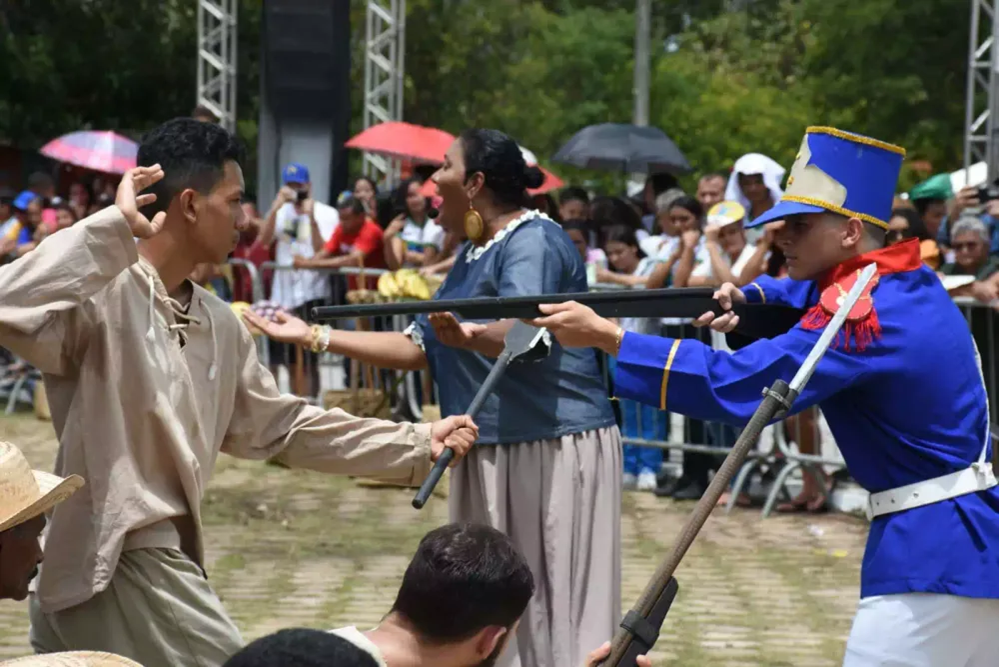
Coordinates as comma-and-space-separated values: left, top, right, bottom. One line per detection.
248, 129, 621, 667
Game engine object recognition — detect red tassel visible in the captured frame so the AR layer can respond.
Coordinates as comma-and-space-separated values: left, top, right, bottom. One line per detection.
800, 303, 831, 331
799, 302, 882, 352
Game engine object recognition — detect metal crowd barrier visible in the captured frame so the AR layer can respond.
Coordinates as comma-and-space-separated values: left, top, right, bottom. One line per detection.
227, 260, 999, 519
227, 260, 426, 419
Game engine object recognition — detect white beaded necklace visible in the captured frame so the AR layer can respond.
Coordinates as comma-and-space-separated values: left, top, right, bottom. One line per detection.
463, 209, 559, 263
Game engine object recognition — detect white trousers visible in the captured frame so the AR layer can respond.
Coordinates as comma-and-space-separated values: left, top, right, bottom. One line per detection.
844, 593, 999, 667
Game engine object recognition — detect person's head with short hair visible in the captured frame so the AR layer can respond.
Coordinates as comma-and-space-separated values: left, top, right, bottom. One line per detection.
887, 207, 930, 245
136, 117, 247, 267
27, 172, 55, 200
54, 199, 78, 231
352, 176, 379, 216
25, 196, 43, 229
192, 104, 220, 124
337, 192, 368, 235
394, 177, 428, 221
223, 628, 380, 667
603, 224, 645, 274
381, 523, 534, 667
654, 188, 686, 236
950, 214, 991, 274
913, 197, 947, 239
559, 186, 590, 222
667, 195, 704, 235
0, 442, 83, 601
561, 218, 590, 262
696, 172, 727, 210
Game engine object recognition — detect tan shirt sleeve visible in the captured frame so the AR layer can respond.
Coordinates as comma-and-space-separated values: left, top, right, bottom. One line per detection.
222, 322, 434, 486
0, 206, 137, 376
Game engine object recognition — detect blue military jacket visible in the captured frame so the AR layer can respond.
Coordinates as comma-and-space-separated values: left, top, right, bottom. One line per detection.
615, 239, 999, 599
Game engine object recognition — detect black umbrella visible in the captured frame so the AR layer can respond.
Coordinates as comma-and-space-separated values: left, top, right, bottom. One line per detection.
552, 123, 692, 175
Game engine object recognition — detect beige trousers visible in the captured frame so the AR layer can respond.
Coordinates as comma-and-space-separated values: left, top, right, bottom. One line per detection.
29, 548, 243, 667
449, 426, 623, 667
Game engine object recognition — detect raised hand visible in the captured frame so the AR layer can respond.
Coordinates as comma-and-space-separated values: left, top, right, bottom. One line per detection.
704, 222, 721, 244
429, 312, 486, 348
116, 165, 167, 239
429, 415, 479, 466
242, 309, 313, 347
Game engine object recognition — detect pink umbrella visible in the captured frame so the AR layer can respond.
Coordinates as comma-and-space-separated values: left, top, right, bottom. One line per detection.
40, 130, 138, 174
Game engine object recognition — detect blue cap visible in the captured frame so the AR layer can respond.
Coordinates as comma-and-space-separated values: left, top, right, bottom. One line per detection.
282, 162, 310, 185
13, 191, 38, 211
748, 127, 906, 229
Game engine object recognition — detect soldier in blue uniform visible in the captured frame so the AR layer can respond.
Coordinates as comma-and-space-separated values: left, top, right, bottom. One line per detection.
531, 127, 999, 665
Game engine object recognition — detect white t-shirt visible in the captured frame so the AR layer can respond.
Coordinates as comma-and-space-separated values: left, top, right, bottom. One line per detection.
329, 626, 389, 667
691, 242, 757, 281
640, 234, 679, 262
270, 201, 339, 309
398, 217, 445, 266
619, 257, 662, 336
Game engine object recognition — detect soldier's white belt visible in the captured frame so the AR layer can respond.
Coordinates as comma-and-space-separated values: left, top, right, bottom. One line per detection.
866, 462, 998, 520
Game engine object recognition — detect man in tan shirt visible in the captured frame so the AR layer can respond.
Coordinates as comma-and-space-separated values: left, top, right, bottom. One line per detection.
0, 118, 476, 667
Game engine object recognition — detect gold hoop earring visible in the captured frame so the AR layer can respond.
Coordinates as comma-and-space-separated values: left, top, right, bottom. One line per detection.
464, 199, 484, 241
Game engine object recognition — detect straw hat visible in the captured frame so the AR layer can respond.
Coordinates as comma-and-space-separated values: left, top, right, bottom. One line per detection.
0, 442, 83, 534
0, 652, 143, 667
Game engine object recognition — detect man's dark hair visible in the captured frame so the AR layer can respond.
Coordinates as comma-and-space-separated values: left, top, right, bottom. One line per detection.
390, 523, 534, 642
559, 186, 589, 206
223, 628, 379, 667
137, 117, 244, 216
192, 104, 220, 124
337, 193, 368, 216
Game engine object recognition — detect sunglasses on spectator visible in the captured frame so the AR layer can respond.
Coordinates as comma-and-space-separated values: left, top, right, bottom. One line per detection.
953, 242, 983, 252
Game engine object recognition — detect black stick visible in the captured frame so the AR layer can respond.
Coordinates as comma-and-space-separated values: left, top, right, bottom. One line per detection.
411, 345, 516, 509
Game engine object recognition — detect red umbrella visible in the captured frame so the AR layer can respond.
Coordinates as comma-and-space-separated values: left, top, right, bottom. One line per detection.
417, 144, 563, 197
345, 122, 455, 165
40, 130, 138, 174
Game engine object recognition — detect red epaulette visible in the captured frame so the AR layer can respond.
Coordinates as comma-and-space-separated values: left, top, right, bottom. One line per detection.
800, 269, 882, 352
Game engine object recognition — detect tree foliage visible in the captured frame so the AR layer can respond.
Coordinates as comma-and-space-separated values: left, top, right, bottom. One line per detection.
0, 0, 974, 193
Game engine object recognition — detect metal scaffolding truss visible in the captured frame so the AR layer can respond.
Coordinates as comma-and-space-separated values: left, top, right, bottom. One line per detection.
363, 0, 406, 187
197, 0, 238, 133
965, 0, 999, 180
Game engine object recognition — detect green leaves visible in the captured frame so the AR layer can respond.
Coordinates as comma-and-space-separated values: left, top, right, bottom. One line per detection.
0, 0, 970, 189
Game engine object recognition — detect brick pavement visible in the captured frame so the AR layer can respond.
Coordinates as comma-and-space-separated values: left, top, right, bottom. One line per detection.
0, 415, 867, 665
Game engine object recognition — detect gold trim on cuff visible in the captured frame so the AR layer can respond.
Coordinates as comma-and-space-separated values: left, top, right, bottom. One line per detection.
660, 339, 682, 411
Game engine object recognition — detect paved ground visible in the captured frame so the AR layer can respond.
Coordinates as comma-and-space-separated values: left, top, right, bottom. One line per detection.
0, 414, 868, 665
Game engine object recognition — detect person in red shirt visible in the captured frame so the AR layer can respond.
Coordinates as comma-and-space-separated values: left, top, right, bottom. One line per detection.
295, 192, 385, 291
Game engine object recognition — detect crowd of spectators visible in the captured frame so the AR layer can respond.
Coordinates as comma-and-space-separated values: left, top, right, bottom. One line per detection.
5, 124, 998, 512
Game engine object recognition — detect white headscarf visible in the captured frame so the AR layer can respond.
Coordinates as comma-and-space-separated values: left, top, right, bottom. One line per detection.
724, 153, 786, 214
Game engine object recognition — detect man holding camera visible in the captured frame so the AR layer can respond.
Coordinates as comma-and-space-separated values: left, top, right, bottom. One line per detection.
258, 163, 340, 396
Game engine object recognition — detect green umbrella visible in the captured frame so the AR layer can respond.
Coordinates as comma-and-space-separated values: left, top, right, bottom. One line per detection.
909, 173, 953, 202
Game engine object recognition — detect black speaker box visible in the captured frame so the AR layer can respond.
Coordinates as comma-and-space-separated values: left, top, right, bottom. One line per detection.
262, 0, 351, 122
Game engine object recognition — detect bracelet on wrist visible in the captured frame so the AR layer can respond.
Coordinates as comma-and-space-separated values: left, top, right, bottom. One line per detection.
310, 324, 332, 354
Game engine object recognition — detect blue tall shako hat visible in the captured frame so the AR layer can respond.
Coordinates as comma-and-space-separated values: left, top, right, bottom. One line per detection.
748, 127, 906, 229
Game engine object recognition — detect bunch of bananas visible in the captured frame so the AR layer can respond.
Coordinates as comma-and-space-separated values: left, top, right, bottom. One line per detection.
377, 269, 442, 301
